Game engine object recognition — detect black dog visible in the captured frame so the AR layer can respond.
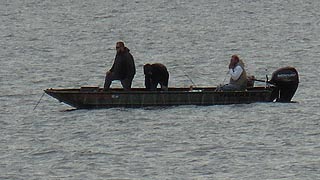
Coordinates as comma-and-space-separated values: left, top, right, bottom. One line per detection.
143, 63, 169, 91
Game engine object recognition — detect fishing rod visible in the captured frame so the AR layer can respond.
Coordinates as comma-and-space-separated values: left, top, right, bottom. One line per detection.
221, 71, 229, 85
182, 69, 196, 87
178, 63, 197, 86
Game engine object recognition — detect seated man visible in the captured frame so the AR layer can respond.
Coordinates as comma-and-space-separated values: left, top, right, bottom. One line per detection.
216, 55, 247, 91
143, 63, 169, 91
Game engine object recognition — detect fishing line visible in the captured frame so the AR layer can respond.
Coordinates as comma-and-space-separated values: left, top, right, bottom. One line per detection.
182, 69, 196, 86
33, 92, 45, 111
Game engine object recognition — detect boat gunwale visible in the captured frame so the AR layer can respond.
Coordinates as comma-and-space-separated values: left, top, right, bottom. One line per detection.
44, 86, 273, 94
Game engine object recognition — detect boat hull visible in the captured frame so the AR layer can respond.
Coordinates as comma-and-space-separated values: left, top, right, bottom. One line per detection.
44, 87, 274, 109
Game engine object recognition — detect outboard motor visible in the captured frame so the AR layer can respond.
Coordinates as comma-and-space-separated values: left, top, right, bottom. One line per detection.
269, 67, 299, 102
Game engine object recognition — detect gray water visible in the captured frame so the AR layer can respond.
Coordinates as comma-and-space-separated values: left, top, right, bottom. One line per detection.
1, 0, 320, 179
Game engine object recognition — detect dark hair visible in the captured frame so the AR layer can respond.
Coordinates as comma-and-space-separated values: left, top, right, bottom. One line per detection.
143, 64, 152, 75
232, 55, 240, 62
116, 41, 125, 47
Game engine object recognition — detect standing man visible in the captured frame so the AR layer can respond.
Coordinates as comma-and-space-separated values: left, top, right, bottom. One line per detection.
104, 41, 136, 90
216, 55, 247, 91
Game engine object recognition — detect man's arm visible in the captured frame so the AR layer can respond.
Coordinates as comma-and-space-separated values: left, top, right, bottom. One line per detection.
228, 66, 243, 80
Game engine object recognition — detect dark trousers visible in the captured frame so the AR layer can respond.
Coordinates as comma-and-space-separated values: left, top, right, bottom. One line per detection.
104, 73, 133, 90
145, 81, 168, 91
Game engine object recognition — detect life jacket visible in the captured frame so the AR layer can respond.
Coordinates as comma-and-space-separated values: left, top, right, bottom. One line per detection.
229, 60, 247, 90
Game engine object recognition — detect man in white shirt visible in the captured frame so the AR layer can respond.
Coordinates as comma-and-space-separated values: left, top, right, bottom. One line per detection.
217, 55, 247, 91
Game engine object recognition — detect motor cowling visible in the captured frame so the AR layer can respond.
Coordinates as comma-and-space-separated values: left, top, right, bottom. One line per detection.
269, 67, 299, 102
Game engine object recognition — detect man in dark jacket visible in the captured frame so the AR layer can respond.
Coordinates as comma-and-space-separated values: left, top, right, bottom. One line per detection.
143, 63, 169, 91
104, 41, 136, 90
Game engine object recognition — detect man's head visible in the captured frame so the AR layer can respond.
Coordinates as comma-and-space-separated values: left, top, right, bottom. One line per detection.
116, 41, 125, 54
228, 55, 240, 69
143, 64, 153, 76
231, 55, 240, 64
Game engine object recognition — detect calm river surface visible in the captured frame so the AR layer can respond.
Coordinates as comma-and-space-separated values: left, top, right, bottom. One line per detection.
1, 0, 320, 179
